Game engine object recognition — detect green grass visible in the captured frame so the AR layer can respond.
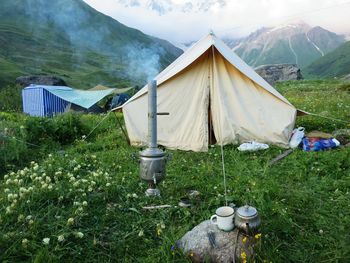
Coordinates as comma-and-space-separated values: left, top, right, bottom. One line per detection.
0, 80, 350, 262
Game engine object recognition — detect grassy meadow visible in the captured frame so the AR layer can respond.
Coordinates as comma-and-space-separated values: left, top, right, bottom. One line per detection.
0, 80, 349, 262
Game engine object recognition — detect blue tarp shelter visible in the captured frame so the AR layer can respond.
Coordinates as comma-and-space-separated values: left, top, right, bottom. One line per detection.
22, 85, 116, 117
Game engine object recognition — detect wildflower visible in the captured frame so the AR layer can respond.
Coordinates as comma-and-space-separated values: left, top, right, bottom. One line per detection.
132, 193, 138, 198
17, 214, 25, 222
319, 229, 324, 234
58, 235, 65, 242
28, 219, 34, 225
6, 206, 12, 214
4, 188, 10, 193
74, 232, 84, 238
254, 233, 262, 239
67, 218, 74, 226
42, 238, 50, 245
22, 238, 29, 248
138, 230, 144, 237
106, 183, 111, 187
190, 252, 194, 257
82, 201, 88, 206
241, 251, 247, 263
242, 236, 247, 243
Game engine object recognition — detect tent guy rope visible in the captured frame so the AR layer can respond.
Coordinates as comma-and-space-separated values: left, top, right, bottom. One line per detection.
211, 44, 228, 207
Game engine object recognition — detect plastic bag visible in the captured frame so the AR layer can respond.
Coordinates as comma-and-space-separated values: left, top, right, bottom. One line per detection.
289, 127, 305, 148
238, 141, 269, 151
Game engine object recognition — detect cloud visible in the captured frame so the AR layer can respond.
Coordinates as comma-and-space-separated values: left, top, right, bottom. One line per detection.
84, 0, 350, 43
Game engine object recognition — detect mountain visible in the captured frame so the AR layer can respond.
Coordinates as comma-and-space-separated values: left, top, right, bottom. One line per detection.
117, 0, 227, 15
0, 0, 182, 88
303, 41, 350, 79
226, 22, 345, 68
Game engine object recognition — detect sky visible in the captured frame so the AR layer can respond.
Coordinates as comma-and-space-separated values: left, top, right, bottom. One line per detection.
83, 0, 350, 43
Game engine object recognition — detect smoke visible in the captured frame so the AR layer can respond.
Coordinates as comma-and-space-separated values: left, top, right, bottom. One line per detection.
18, 0, 167, 86
123, 44, 163, 82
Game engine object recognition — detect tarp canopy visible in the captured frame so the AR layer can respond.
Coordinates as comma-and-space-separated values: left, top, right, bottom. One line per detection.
115, 33, 301, 152
89, 85, 133, 94
35, 85, 116, 109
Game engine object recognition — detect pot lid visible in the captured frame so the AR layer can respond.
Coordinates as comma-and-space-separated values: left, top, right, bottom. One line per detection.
237, 205, 258, 218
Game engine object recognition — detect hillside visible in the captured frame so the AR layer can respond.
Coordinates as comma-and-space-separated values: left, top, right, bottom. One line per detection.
0, 0, 182, 88
303, 41, 350, 78
1, 79, 350, 262
225, 22, 345, 68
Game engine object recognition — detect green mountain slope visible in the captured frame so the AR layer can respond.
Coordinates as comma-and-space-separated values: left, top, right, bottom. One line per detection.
0, 0, 182, 88
303, 41, 350, 78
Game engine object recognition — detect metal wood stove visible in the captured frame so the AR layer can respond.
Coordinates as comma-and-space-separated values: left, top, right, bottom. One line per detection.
139, 80, 168, 196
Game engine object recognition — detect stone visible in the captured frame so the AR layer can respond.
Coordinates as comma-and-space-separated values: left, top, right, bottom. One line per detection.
332, 129, 350, 145
176, 220, 257, 263
254, 64, 303, 86
16, 75, 67, 87
342, 74, 350, 81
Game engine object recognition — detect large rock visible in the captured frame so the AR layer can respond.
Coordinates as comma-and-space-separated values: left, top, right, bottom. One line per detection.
15, 75, 67, 87
176, 220, 257, 263
255, 64, 303, 85
342, 74, 350, 81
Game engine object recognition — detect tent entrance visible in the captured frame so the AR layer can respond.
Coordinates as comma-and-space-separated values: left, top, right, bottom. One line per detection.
208, 94, 217, 145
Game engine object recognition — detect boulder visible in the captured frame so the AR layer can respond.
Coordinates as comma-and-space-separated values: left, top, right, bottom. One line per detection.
332, 129, 350, 145
176, 220, 258, 263
255, 64, 303, 85
16, 75, 67, 87
342, 74, 350, 81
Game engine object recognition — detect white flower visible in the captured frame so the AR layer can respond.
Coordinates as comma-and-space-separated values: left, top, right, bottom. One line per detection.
106, 183, 111, 187
4, 188, 10, 193
74, 232, 84, 238
22, 238, 29, 247
6, 206, 12, 214
58, 235, 65, 242
42, 237, 50, 245
132, 193, 138, 198
17, 214, 25, 222
67, 217, 74, 226
138, 230, 144, 237
82, 201, 88, 206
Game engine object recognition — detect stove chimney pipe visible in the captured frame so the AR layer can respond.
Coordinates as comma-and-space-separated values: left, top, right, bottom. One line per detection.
148, 79, 157, 149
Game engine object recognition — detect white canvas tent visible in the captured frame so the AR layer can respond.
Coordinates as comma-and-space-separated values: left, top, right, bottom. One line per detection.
116, 33, 300, 152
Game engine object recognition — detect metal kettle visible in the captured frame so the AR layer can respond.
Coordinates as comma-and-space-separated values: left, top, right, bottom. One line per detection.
234, 205, 261, 234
